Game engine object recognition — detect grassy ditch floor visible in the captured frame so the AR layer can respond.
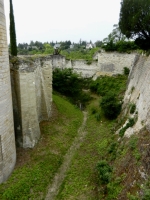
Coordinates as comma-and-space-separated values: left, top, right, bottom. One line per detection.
56, 96, 117, 200
56, 95, 150, 200
0, 94, 83, 200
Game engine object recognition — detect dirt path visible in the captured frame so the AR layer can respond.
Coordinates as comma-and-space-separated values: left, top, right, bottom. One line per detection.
45, 111, 88, 200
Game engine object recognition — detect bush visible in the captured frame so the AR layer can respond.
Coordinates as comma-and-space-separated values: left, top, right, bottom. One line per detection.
124, 67, 130, 75
143, 189, 150, 200
90, 75, 127, 97
96, 160, 112, 184
100, 92, 122, 120
53, 68, 92, 106
130, 103, 136, 114
119, 118, 135, 137
102, 40, 139, 53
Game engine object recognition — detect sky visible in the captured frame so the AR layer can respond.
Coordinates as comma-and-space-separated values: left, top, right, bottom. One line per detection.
4, 0, 121, 44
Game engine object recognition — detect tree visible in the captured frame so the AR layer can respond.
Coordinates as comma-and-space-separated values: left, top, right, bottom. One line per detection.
10, 0, 17, 56
103, 24, 127, 45
119, 0, 150, 49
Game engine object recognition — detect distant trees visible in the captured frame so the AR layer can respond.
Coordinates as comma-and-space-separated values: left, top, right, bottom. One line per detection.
101, 24, 138, 52
103, 24, 127, 45
60, 41, 71, 50
119, 0, 150, 50
9, 0, 17, 56
95, 40, 102, 47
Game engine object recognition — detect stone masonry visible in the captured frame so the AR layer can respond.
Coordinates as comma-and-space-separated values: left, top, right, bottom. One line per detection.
49, 52, 138, 78
10, 56, 52, 148
0, 0, 16, 183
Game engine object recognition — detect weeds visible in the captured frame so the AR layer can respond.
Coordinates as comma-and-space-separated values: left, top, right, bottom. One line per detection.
96, 160, 112, 184
119, 118, 135, 137
0, 94, 83, 199
130, 103, 136, 114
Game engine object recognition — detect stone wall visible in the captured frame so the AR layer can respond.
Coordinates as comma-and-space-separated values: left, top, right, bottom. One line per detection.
50, 52, 138, 78
11, 57, 52, 148
122, 54, 150, 137
0, 0, 16, 183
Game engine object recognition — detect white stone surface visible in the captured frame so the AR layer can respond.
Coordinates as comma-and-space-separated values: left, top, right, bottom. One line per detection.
11, 57, 52, 148
123, 55, 150, 136
0, 0, 16, 183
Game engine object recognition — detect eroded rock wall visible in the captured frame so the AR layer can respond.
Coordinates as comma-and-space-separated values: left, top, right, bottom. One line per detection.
122, 55, 150, 137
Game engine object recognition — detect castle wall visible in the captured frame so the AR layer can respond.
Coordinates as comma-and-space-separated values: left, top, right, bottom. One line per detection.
0, 0, 16, 183
50, 52, 138, 78
122, 55, 150, 137
98, 52, 137, 75
11, 57, 52, 148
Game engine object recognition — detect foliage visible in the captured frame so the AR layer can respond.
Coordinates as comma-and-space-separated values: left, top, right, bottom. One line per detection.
0, 94, 83, 199
90, 75, 127, 97
96, 160, 112, 184
130, 103, 136, 114
9, 0, 17, 56
102, 24, 127, 45
124, 67, 130, 75
61, 47, 99, 61
102, 40, 139, 52
119, 0, 150, 50
95, 40, 102, 47
119, 118, 135, 137
53, 68, 92, 106
143, 189, 150, 200
106, 178, 123, 199
100, 92, 122, 119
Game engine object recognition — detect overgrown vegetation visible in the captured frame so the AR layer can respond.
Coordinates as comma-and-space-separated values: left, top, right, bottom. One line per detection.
1, 70, 150, 199
53, 68, 92, 107
124, 67, 130, 75
0, 94, 83, 199
89, 75, 127, 120
100, 92, 122, 119
119, 118, 135, 137
102, 40, 139, 53
61, 47, 99, 61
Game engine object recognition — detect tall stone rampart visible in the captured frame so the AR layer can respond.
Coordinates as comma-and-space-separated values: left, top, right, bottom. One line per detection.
122, 54, 150, 137
11, 57, 52, 148
0, 0, 16, 183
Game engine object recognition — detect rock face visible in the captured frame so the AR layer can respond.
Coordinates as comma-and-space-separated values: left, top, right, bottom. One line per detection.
0, 0, 16, 183
123, 54, 150, 137
11, 57, 52, 148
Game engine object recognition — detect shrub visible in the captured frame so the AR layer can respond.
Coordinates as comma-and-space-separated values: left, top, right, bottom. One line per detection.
102, 40, 138, 53
90, 75, 127, 97
91, 107, 97, 114
119, 118, 135, 137
100, 92, 122, 120
96, 160, 112, 184
95, 113, 101, 121
130, 103, 136, 114
124, 67, 130, 75
53, 68, 92, 106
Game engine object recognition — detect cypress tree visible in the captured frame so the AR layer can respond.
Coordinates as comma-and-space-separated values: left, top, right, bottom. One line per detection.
10, 0, 17, 56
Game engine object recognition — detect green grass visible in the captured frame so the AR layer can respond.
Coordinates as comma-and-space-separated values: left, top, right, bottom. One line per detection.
61, 48, 99, 61
0, 94, 83, 200
56, 96, 121, 200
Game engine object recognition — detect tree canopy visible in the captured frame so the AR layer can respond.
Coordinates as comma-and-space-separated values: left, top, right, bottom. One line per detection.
119, 0, 150, 49
10, 0, 17, 56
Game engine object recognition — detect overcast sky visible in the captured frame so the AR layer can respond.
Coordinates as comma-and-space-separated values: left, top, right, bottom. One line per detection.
4, 0, 121, 44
